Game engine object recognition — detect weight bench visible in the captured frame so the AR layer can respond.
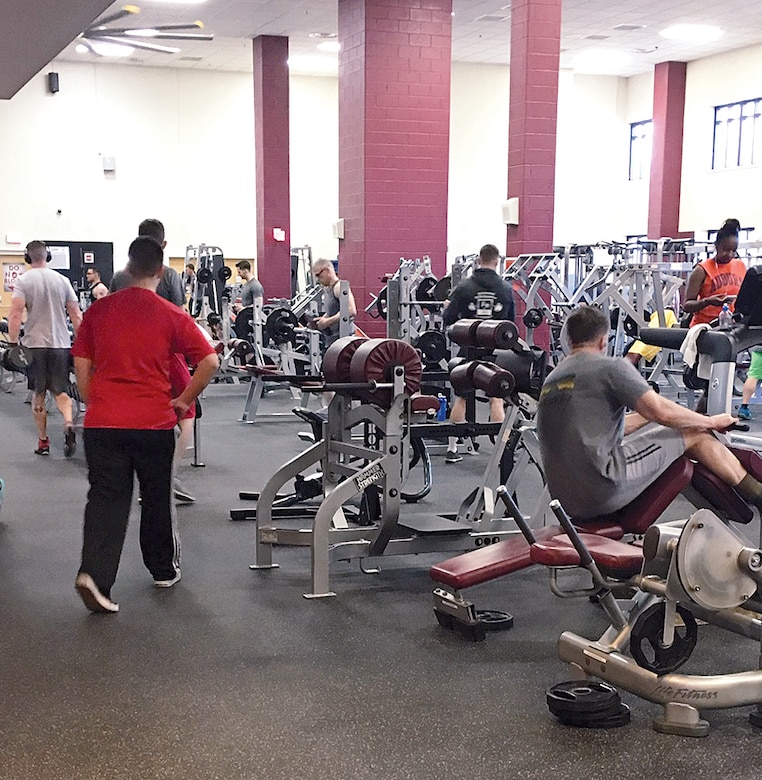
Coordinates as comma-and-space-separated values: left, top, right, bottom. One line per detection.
430, 456, 695, 640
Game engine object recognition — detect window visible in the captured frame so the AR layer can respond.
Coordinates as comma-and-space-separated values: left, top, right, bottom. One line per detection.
713, 98, 762, 169
629, 120, 652, 181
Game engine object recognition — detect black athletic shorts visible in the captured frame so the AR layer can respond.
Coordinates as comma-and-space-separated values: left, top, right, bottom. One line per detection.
27, 348, 71, 396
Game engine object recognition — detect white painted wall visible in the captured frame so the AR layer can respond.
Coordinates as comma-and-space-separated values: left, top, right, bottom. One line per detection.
680, 43, 762, 238
447, 62, 510, 259
3, 43, 762, 270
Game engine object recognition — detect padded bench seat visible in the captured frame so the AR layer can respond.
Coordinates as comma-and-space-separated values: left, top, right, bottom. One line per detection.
429, 523, 625, 590
530, 534, 644, 579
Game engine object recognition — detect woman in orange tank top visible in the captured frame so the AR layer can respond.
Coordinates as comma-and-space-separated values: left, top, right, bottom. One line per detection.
683, 218, 746, 326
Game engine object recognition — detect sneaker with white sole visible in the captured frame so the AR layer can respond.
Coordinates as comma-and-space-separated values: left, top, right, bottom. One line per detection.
737, 405, 754, 421
75, 573, 119, 613
154, 571, 182, 588
445, 450, 462, 464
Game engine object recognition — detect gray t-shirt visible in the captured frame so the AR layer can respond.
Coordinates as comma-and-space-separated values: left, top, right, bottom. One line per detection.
12, 268, 77, 348
240, 277, 264, 307
156, 265, 185, 307
536, 351, 650, 517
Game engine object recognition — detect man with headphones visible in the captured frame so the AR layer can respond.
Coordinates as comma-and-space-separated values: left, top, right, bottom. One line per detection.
7, 240, 83, 456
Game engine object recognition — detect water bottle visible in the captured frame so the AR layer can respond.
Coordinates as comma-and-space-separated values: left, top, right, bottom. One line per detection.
436, 394, 448, 421
719, 303, 733, 328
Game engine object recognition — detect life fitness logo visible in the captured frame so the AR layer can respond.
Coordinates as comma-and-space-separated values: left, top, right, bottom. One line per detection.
3, 263, 24, 293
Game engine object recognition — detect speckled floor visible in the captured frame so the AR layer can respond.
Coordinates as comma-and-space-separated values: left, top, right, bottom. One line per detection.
1, 379, 762, 780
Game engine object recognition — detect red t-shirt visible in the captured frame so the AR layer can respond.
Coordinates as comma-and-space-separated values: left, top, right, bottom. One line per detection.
72, 287, 215, 429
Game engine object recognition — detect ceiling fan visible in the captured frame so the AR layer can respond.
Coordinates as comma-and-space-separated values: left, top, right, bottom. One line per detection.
77, 4, 213, 56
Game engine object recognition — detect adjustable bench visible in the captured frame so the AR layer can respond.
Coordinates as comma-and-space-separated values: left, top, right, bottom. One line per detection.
430, 456, 694, 640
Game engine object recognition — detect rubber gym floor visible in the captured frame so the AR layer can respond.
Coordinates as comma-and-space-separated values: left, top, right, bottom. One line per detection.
1, 380, 762, 780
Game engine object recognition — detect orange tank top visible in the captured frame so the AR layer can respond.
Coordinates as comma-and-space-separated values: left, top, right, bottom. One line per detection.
691, 257, 747, 325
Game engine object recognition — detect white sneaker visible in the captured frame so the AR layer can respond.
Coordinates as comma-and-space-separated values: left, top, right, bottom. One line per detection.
154, 571, 182, 588
75, 573, 119, 613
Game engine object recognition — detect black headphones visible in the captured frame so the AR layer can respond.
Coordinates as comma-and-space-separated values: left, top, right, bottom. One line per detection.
24, 246, 52, 264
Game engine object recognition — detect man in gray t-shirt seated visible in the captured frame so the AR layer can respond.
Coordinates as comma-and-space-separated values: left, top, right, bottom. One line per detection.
536, 305, 762, 519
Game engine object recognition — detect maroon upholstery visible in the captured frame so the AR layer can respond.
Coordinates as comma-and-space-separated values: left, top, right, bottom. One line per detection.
430, 523, 625, 589
530, 534, 643, 579
429, 526, 564, 590
411, 395, 440, 414
349, 338, 422, 406
690, 463, 753, 524
575, 456, 694, 535
322, 336, 366, 383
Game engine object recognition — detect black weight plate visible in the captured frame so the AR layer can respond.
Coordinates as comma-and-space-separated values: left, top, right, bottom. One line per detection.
629, 602, 697, 675
433, 276, 451, 301
264, 307, 299, 345
375, 287, 388, 320
218, 266, 232, 282
556, 702, 631, 729
197, 267, 213, 284
415, 276, 438, 302
414, 330, 448, 365
474, 609, 514, 632
523, 308, 544, 329
547, 681, 620, 717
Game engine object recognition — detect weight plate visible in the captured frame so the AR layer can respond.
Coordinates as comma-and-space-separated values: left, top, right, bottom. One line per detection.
546, 681, 620, 717
433, 277, 451, 301
629, 601, 697, 675
474, 609, 514, 632
264, 307, 299, 345
415, 276, 438, 302
414, 330, 448, 365
523, 307, 544, 329
234, 307, 254, 340
375, 287, 388, 320
197, 267, 213, 284
556, 702, 631, 729
218, 266, 232, 282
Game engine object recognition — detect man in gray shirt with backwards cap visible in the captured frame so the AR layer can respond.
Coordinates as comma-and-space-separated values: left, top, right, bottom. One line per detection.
537, 305, 762, 518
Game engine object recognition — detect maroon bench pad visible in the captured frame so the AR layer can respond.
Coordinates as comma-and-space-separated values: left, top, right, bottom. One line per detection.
530, 534, 643, 579
429, 522, 624, 590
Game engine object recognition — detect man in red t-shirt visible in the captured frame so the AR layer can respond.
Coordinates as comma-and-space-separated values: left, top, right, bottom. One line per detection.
72, 236, 218, 613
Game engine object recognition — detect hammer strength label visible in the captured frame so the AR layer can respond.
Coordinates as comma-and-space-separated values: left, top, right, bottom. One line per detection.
354, 464, 386, 492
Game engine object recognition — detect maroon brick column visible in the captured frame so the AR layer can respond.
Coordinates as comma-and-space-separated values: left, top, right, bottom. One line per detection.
338, 0, 452, 335
253, 35, 291, 298
648, 61, 687, 239
505, 0, 561, 348
505, 0, 561, 257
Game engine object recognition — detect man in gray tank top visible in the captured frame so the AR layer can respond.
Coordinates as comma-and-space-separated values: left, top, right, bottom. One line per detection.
537, 305, 762, 518
312, 258, 356, 348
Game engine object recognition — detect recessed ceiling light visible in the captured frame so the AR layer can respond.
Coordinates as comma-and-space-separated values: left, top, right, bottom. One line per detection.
309, 32, 338, 40
659, 24, 723, 43
614, 24, 646, 32
572, 48, 633, 73
75, 43, 88, 54
317, 41, 340, 53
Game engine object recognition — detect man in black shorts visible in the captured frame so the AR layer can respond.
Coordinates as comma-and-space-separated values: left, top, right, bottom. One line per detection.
442, 243, 514, 463
536, 305, 762, 518
7, 240, 82, 456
